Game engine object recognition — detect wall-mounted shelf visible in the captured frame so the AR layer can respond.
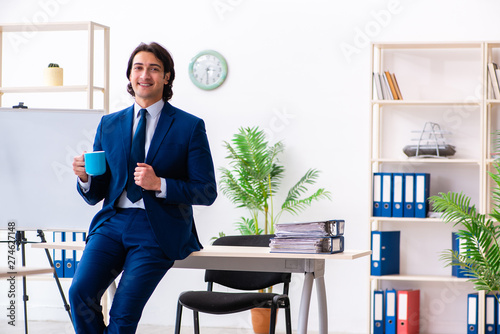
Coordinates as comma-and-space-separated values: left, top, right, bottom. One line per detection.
370, 274, 472, 283
0, 21, 110, 112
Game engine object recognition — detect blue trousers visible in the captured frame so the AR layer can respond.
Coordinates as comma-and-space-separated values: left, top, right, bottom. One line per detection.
69, 208, 174, 334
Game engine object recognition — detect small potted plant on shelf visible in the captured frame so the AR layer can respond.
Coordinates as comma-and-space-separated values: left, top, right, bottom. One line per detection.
43, 63, 63, 86
430, 164, 500, 299
217, 126, 332, 334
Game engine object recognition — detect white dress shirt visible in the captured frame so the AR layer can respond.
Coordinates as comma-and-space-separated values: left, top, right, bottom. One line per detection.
79, 100, 167, 209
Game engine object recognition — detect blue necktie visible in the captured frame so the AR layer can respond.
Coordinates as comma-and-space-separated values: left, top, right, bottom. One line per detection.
126, 109, 147, 202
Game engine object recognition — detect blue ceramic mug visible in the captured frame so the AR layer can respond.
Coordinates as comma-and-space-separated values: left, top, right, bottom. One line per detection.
84, 151, 106, 176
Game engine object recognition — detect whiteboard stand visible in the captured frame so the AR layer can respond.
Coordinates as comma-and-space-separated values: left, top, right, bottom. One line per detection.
35, 230, 73, 325
1, 230, 33, 334
0, 230, 73, 333
16, 231, 29, 334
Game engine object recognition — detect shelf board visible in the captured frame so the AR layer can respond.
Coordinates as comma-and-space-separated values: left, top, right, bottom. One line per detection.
485, 42, 500, 48
0, 85, 105, 93
26, 275, 73, 282
370, 274, 472, 283
370, 217, 443, 223
0, 267, 53, 278
0, 21, 109, 32
0, 107, 105, 113
372, 99, 481, 106
371, 158, 481, 164
372, 41, 484, 49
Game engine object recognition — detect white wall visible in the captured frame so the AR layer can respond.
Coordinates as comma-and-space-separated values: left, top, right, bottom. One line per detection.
1, 0, 499, 333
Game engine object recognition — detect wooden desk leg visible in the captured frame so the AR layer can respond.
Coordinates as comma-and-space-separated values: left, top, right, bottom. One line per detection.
108, 281, 117, 302
315, 275, 328, 334
101, 281, 117, 325
297, 272, 314, 334
102, 291, 108, 325
101, 281, 116, 326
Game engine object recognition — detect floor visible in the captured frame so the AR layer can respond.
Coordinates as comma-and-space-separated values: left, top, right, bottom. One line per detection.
0, 321, 269, 334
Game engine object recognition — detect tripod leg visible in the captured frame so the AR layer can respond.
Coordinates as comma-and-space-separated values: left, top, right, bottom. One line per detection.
16, 231, 29, 334
36, 230, 73, 325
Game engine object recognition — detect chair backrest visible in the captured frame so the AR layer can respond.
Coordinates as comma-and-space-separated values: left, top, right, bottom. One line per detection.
206, 235, 291, 291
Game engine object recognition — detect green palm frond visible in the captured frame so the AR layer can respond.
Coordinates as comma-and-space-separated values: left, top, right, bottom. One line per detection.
493, 130, 500, 158
280, 188, 332, 215
228, 127, 274, 179
285, 169, 328, 197
458, 227, 500, 275
430, 192, 479, 227
219, 168, 263, 210
210, 231, 227, 243
430, 170, 500, 293
440, 250, 500, 291
234, 217, 263, 235
489, 163, 500, 220
279, 169, 332, 217
284, 169, 321, 202
269, 164, 285, 195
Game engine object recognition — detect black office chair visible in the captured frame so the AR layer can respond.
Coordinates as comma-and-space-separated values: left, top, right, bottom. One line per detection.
174, 234, 292, 334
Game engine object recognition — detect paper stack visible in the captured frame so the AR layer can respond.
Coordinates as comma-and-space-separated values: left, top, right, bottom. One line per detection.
270, 220, 345, 254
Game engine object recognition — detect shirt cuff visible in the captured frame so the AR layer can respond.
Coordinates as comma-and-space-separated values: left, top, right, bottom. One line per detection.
78, 176, 91, 193
156, 178, 167, 198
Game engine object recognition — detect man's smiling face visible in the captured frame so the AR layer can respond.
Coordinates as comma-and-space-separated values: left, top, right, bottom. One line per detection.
129, 51, 170, 108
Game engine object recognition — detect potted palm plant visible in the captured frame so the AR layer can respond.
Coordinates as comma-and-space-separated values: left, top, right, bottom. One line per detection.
219, 126, 331, 236
218, 126, 331, 334
430, 163, 500, 297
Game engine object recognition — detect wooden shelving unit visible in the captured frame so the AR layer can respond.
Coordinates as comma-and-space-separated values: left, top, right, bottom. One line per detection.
368, 41, 500, 334
0, 21, 109, 112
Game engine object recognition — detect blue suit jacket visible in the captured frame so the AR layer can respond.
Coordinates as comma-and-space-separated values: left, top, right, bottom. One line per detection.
77, 102, 217, 260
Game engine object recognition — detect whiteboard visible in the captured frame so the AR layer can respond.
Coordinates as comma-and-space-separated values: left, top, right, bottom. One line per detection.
0, 108, 105, 231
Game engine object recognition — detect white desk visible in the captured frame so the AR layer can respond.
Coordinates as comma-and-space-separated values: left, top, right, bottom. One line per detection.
32, 242, 370, 334
0, 267, 53, 278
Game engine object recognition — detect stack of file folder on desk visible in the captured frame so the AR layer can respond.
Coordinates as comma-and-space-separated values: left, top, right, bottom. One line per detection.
270, 220, 345, 254
270, 237, 343, 254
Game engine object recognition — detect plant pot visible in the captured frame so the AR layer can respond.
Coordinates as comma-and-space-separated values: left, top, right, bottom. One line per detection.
250, 308, 277, 334
43, 67, 63, 86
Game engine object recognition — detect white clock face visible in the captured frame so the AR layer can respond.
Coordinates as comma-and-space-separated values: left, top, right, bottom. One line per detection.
193, 55, 223, 86
189, 50, 227, 90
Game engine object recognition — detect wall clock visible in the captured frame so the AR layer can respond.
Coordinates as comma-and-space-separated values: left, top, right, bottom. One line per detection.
188, 50, 228, 90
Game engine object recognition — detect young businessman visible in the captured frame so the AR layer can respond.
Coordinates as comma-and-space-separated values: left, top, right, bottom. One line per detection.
69, 42, 217, 333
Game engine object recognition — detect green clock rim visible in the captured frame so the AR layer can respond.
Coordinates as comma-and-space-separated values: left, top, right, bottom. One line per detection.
188, 50, 228, 90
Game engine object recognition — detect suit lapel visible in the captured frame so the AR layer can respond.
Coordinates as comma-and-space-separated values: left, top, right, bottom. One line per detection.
146, 102, 175, 164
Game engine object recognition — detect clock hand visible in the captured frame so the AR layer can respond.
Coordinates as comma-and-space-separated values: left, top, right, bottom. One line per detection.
199, 69, 207, 83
